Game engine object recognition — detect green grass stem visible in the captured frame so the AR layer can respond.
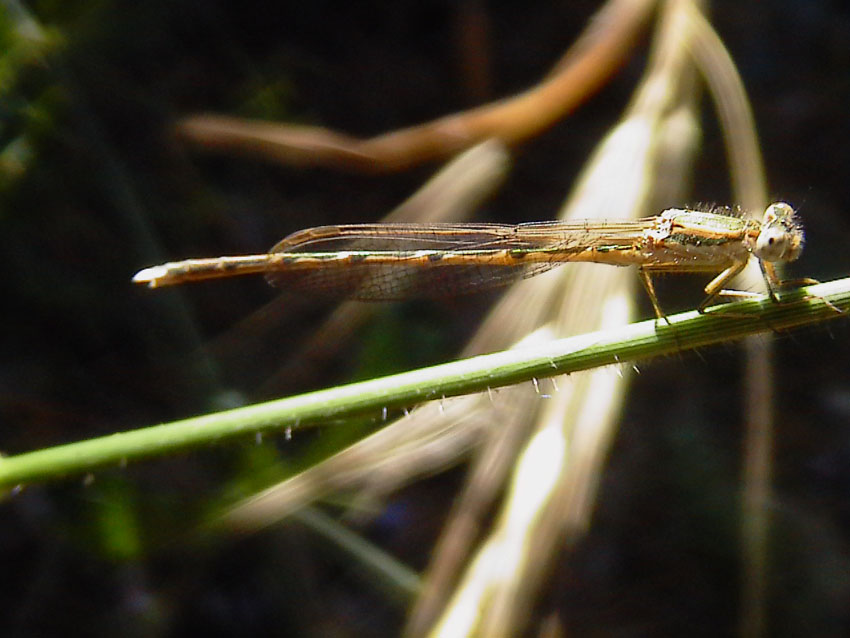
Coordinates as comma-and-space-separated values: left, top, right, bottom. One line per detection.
2, 276, 848, 490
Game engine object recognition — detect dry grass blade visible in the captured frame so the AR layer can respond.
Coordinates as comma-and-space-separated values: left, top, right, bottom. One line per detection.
684, 5, 773, 637
210, 1, 703, 635
206, 1, 778, 635
424, 2, 702, 635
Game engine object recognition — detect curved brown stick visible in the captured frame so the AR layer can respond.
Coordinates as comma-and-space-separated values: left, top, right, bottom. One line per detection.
176, 0, 655, 173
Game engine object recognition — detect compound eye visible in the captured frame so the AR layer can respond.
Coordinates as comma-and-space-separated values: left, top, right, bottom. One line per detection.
763, 202, 795, 224
755, 226, 790, 261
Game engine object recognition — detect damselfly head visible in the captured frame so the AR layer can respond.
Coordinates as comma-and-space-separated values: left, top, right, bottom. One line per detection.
754, 202, 804, 263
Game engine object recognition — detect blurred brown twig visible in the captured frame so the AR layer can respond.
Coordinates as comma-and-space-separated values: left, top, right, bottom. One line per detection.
175, 0, 655, 172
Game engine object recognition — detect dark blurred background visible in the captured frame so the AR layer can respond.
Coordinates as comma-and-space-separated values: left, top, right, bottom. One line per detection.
1, 1, 849, 635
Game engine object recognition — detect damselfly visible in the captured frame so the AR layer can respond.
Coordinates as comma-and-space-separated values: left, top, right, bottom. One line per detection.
133, 202, 806, 317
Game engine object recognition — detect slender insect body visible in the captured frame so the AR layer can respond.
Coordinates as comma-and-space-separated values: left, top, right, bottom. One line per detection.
132, 202, 806, 315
